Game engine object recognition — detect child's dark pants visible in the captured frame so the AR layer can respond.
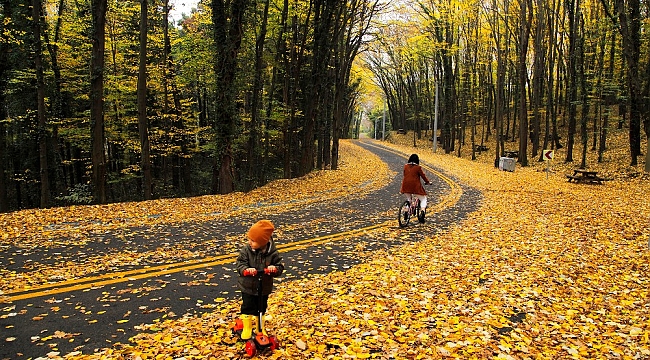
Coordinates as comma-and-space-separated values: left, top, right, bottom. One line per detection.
241, 293, 269, 315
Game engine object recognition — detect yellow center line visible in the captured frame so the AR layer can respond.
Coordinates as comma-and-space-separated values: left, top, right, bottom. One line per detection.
7, 145, 463, 302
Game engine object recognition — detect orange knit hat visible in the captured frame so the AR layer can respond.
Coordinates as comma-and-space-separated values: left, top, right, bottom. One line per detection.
247, 220, 274, 245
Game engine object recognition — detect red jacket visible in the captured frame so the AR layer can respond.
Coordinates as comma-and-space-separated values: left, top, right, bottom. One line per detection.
400, 163, 430, 195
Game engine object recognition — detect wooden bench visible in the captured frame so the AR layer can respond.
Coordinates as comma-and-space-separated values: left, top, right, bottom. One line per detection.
396, 129, 406, 134
566, 169, 606, 184
503, 150, 519, 158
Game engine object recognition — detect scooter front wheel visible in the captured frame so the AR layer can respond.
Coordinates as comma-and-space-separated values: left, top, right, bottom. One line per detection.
245, 339, 257, 357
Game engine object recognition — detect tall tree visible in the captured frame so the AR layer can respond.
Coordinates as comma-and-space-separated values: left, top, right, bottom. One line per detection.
90, 0, 108, 203
578, 13, 589, 169
298, 0, 335, 176
487, 0, 508, 167
531, 0, 546, 160
246, 0, 271, 191
565, 0, 578, 163
32, 0, 51, 207
600, 0, 642, 167
211, 0, 249, 194
138, 0, 152, 199
516, 0, 532, 166
0, 0, 9, 212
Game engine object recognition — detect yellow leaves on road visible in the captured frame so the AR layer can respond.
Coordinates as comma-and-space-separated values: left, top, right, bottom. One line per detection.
0, 141, 392, 293
76, 142, 646, 359
5, 139, 650, 359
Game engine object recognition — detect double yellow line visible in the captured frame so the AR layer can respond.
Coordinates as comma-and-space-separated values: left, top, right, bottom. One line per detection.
6, 144, 462, 302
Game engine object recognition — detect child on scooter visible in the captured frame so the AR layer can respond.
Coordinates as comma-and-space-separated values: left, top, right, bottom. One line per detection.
236, 220, 284, 340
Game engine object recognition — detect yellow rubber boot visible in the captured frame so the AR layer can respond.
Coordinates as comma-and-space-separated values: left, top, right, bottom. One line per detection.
240, 315, 253, 340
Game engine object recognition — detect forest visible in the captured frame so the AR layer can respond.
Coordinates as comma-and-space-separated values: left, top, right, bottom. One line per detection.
0, 0, 648, 212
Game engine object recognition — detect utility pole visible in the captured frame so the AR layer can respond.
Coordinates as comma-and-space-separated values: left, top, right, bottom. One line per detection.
382, 99, 386, 141
433, 80, 439, 153
374, 118, 378, 139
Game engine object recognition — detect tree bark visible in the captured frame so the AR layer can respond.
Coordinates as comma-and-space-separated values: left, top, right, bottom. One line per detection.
90, 0, 108, 203
33, 0, 50, 207
532, 0, 545, 161
517, 0, 532, 167
578, 14, 589, 169
138, 0, 152, 200
618, 0, 642, 167
211, 0, 249, 194
0, 0, 9, 212
43, 0, 68, 196
246, 0, 270, 190
565, 0, 578, 163
601, 0, 642, 166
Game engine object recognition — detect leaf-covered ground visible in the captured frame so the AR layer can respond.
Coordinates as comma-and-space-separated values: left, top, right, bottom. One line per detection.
3, 135, 650, 359
0, 141, 392, 294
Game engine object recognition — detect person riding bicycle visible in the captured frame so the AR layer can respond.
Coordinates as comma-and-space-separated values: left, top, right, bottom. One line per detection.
400, 154, 431, 223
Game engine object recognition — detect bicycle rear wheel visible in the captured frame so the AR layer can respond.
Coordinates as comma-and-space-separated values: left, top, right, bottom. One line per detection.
398, 200, 411, 228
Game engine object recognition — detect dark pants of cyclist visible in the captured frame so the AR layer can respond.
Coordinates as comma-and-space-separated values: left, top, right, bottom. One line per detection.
241, 293, 269, 315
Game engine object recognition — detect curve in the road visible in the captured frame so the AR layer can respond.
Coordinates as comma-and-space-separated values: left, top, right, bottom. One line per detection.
5, 141, 463, 302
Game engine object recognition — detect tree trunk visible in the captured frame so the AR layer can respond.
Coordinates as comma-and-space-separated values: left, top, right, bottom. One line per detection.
265, 0, 288, 182
44, 0, 66, 196
299, 0, 334, 177
211, 0, 249, 194
599, 31, 616, 163
91, 0, 108, 203
565, 0, 578, 163
578, 13, 589, 169
618, 0, 642, 167
517, 0, 532, 167
246, 0, 270, 190
138, 0, 152, 200
490, 0, 507, 167
532, 0, 545, 161
601, 0, 642, 165
0, 0, 9, 212
33, 0, 50, 207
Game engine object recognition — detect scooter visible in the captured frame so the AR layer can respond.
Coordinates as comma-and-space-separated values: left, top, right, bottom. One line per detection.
231, 267, 280, 357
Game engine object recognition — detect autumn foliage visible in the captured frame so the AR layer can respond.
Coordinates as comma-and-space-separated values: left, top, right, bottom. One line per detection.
3, 136, 645, 359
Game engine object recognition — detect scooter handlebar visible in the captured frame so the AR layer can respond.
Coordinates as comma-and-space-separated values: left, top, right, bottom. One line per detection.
243, 268, 257, 277
243, 267, 278, 276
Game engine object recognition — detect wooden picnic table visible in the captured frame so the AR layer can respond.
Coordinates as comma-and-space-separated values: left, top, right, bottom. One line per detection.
566, 169, 606, 184
503, 150, 519, 158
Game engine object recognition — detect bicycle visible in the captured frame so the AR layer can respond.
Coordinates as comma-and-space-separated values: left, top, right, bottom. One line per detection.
398, 194, 426, 228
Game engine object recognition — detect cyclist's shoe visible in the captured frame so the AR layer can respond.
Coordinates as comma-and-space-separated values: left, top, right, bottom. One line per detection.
418, 210, 426, 223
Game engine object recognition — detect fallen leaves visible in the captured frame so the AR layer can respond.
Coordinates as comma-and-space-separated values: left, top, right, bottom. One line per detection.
0, 141, 391, 250
3, 137, 650, 359
0, 141, 392, 294
72, 140, 647, 359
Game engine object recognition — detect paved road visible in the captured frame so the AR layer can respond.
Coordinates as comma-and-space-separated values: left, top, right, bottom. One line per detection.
0, 140, 481, 359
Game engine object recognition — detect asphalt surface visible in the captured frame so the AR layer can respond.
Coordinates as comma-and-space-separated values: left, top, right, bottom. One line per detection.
0, 140, 482, 359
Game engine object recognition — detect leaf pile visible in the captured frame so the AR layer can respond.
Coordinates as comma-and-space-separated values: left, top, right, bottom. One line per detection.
56, 140, 649, 359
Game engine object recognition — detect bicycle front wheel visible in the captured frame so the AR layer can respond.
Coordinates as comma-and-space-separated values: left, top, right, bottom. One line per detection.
398, 200, 411, 228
